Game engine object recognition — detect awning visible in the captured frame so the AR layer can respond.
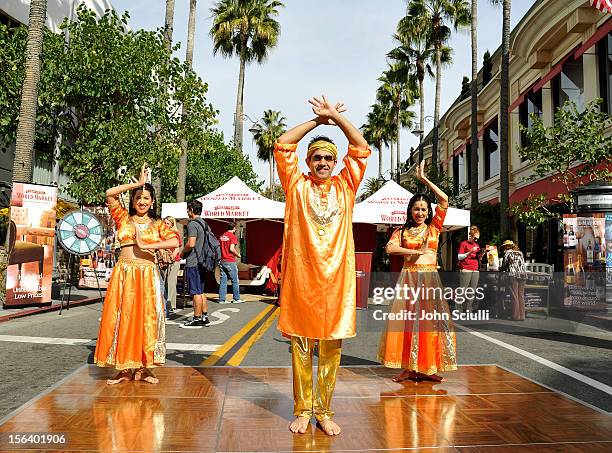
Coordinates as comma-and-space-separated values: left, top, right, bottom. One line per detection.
161, 176, 285, 220
353, 180, 470, 231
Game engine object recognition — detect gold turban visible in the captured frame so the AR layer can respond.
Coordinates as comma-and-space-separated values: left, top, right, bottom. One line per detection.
307, 140, 338, 161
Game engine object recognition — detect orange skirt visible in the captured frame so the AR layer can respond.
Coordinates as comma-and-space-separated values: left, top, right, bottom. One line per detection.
377, 264, 457, 375
94, 258, 165, 370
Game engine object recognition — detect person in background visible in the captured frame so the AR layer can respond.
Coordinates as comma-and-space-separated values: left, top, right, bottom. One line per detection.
218, 220, 244, 304
162, 216, 181, 316
179, 200, 210, 329
457, 225, 482, 313
500, 240, 528, 321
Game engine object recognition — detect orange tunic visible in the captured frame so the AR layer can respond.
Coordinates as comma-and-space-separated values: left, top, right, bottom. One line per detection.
274, 142, 370, 340
94, 201, 178, 370
377, 205, 457, 374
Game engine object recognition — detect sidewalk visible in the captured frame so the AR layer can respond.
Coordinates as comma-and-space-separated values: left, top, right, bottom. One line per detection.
0, 285, 105, 323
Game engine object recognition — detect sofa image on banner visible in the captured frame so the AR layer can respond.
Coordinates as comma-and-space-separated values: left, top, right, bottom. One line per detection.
5, 183, 58, 307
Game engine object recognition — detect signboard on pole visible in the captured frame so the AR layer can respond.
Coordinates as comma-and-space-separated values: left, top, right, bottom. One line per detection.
5, 183, 58, 306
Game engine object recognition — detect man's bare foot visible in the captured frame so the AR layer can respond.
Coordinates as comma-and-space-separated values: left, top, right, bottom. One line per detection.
318, 419, 341, 436
289, 416, 310, 434
392, 370, 417, 382
134, 367, 159, 384
106, 369, 133, 385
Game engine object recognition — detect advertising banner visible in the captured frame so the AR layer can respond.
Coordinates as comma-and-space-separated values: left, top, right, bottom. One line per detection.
563, 213, 606, 309
78, 207, 117, 289
5, 183, 58, 306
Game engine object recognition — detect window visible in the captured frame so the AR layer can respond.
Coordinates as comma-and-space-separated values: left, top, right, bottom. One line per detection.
483, 120, 499, 181
598, 33, 612, 114
453, 155, 460, 193
553, 54, 584, 113
519, 89, 543, 151
453, 144, 473, 192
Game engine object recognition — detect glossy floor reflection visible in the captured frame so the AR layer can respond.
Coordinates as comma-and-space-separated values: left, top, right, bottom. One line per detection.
0, 365, 610, 452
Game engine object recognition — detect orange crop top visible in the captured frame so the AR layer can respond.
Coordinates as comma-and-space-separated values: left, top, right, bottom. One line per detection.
108, 200, 179, 247
387, 205, 447, 255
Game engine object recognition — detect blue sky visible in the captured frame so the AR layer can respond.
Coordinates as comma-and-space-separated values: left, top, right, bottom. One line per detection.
111, 0, 535, 191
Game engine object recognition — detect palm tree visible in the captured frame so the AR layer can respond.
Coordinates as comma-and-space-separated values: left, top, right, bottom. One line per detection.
210, 0, 283, 152
470, 0, 479, 208
12, 0, 48, 183
406, 0, 470, 178
176, 0, 197, 204
361, 103, 391, 179
395, 14, 437, 166
488, 0, 510, 236
152, 0, 176, 210
363, 177, 385, 198
377, 64, 417, 182
250, 109, 286, 193
163, 0, 176, 50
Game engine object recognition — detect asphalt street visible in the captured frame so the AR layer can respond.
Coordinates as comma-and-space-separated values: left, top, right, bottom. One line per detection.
0, 298, 610, 422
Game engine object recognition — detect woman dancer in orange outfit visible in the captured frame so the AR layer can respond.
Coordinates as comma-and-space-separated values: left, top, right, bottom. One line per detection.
94, 164, 179, 384
378, 161, 457, 383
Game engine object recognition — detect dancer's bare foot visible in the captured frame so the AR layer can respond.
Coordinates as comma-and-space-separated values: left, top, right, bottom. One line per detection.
419, 373, 445, 382
392, 370, 417, 382
318, 419, 342, 436
134, 367, 159, 384
106, 369, 133, 385
289, 416, 310, 434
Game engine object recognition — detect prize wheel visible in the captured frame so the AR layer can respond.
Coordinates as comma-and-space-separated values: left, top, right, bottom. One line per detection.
57, 210, 104, 256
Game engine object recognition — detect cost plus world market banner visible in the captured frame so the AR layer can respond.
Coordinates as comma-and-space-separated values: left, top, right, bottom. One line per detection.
5, 183, 58, 306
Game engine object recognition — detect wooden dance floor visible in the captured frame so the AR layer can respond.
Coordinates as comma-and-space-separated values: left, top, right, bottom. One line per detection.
0, 365, 611, 452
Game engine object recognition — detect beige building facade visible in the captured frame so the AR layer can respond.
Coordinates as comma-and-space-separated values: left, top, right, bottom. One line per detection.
407, 0, 611, 269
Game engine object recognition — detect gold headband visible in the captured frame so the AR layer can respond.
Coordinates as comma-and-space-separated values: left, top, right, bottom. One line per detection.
307, 140, 338, 160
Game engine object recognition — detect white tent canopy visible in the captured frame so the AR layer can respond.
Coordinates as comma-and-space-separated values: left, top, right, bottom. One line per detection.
161, 176, 285, 220
353, 180, 470, 231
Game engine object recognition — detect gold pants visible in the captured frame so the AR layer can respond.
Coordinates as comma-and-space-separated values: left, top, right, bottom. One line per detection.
291, 336, 342, 421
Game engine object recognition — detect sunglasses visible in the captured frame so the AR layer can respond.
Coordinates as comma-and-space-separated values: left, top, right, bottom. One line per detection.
311, 155, 336, 162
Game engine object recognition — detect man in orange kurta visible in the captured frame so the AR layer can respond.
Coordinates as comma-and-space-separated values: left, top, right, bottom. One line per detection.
274, 96, 370, 436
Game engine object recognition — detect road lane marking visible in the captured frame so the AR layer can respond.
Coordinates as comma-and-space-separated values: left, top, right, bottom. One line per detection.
226, 308, 280, 366
201, 304, 276, 366
458, 325, 612, 396
0, 335, 220, 352
165, 307, 240, 325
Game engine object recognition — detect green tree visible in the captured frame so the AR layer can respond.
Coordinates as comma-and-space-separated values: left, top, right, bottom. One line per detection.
250, 109, 286, 194
361, 103, 392, 179
362, 177, 385, 198
511, 100, 612, 226
261, 183, 285, 202
161, 130, 261, 201
490, 0, 511, 236
12, 0, 48, 183
176, 0, 198, 205
395, 12, 440, 163
209, 0, 283, 151
377, 63, 417, 181
0, 24, 60, 153
42, 7, 216, 203
406, 0, 470, 178
151, 0, 176, 208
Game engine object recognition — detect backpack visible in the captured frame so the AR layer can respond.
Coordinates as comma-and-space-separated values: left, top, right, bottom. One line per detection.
192, 218, 221, 272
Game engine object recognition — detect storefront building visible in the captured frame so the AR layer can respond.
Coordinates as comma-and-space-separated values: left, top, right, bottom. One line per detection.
404, 0, 611, 271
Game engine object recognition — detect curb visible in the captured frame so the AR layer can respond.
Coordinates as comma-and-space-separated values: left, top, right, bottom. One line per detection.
0, 297, 103, 323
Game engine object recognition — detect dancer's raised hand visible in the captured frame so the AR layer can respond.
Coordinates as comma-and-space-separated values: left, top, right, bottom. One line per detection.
138, 163, 150, 187
416, 160, 427, 182
309, 95, 342, 123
